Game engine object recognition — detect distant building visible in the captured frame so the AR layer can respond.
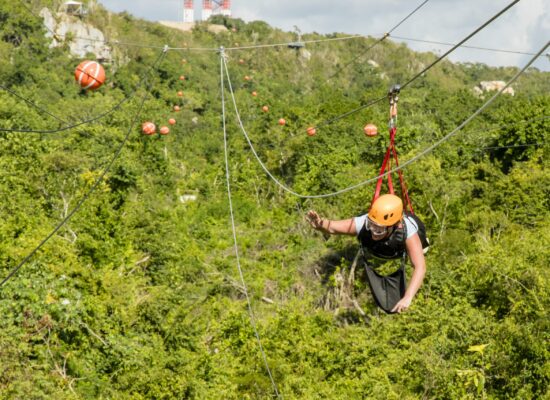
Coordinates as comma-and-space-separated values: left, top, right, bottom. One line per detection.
61, 1, 87, 17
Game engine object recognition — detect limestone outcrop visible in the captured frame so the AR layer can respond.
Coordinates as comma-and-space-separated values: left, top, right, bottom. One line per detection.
40, 7, 111, 61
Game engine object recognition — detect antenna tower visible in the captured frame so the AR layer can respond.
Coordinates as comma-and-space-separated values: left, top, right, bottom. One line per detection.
183, 0, 194, 23
202, 0, 231, 20
202, 0, 213, 20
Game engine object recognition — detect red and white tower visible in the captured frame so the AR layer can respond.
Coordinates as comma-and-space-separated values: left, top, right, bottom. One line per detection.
221, 0, 231, 16
183, 0, 194, 23
202, 0, 213, 20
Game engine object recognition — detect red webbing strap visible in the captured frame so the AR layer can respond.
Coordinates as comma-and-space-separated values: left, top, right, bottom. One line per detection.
387, 129, 395, 195
370, 127, 396, 209
370, 126, 415, 213
387, 147, 395, 195
390, 140, 414, 214
370, 89, 415, 213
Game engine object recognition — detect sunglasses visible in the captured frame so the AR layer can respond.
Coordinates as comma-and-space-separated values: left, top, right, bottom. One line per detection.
368, 219, 388, 236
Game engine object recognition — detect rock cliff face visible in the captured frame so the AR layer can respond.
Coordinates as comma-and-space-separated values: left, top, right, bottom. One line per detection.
473, 80, 515, 96
40, 7, 111, 61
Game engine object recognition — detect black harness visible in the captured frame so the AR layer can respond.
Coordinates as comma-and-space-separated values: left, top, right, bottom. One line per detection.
357, 220, 407, 260
357, 217, 409, 313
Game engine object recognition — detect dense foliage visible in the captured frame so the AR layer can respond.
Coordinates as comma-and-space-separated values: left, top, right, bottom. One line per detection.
0, 1, 548, 398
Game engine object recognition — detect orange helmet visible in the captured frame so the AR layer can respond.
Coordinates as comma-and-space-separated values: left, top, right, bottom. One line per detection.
369, 194, 403, 226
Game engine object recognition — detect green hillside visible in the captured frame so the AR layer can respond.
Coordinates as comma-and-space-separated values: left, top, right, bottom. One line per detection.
0, 1, 549, 398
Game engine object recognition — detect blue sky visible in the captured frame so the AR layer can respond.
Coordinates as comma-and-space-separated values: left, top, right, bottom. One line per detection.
98, 0, 549, 70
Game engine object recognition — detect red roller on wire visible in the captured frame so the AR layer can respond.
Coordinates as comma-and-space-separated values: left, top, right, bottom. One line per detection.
142, 122, 156, 135
364, 123, 378, 137
74, 60, 105, 90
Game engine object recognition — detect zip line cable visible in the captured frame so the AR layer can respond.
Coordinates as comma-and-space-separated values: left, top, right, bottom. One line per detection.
0, 83, 94, 138
311, 0, 521, 130
0, 52, 165, 134
223, 40, 548, 199
60, 34, 217, 52
323, 36, 389, 83
0, 51, 166, 289
462, 114, 550, 148
219, 35, 364, 52
400, 0, 520, 90
28, 29, 359, 52
315, 95, 387, 129
455, 140, 547, 171
419, 115, 548, 174
220, 49, 280, 399
390, 35, 545, 57
0, 84, 72, 126
478, 142, 547, 151
310, 0, 431, 83
18, 0, 59, 42
387, 0, 430, 35
413, 115, 550, 151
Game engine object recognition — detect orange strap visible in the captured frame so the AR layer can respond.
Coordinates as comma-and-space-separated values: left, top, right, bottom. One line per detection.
370, 126, 414, 214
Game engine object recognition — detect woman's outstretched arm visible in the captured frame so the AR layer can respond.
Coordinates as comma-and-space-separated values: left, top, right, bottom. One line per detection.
306, 210, 357, 236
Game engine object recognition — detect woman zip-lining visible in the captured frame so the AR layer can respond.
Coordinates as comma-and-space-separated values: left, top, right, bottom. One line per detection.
306, 85, 429, 314
306, 194, 427, 313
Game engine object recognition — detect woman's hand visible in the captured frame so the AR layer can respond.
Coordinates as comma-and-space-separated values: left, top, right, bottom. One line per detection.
391, 296, 412, 313
306, 210, 324, 230
306, 212, 356, 236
